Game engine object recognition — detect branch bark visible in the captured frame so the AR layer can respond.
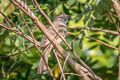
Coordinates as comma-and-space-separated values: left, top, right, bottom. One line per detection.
112, 0, 120, 79
0, 0, 102, 80
33, 0, 100, 80
9, 0, 90, 79
69, 26, 119, 35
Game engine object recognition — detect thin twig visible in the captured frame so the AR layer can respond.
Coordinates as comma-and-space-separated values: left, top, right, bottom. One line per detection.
64, 72, 89, 77
60, 51, 70, 80
53, 50, 66, 80
87, 37, 118, 50
0, 23, 40, 47
118, 19, 120, 80
110, 1, 120, 79
0, 46, 34, 58
69, 26, 119, 35
107, 10, 119, 30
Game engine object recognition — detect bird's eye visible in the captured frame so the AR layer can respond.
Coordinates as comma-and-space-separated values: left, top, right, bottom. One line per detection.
59, 17, 63, 18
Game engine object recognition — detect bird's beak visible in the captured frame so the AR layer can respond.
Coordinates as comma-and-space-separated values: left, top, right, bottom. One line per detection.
67, 16, 71, 20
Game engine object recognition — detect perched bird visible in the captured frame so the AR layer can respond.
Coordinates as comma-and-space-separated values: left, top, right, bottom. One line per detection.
37, 12, 70, 74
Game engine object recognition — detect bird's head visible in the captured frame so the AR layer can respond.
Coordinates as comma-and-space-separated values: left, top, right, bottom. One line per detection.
54, 12, 70, 24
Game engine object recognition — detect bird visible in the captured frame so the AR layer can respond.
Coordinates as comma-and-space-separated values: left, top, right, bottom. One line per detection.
37, 12, 70, 74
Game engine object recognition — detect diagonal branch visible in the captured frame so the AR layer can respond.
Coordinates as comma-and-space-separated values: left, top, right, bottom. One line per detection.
9, 0, 90, 80
0, 23, 40, 45
53, 50, 66, 80
0, 46, 34, 58
18, 11, 55, 79
6, 0, 102, 80
69, 26, 119, 35
0, 20, 90, 80
33, 0, 100, 79
87, 37, 118, 50
112, 0, 120, 21
112, 1, 120, 80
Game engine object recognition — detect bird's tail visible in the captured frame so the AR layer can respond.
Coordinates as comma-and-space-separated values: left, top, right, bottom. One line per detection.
37, 44, 53, 74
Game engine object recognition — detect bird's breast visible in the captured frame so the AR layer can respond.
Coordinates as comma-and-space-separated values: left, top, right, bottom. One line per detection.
58, 25, 67, 37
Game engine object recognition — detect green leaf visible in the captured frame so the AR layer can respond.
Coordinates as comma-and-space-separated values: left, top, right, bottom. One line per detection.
67, 0, 77, 6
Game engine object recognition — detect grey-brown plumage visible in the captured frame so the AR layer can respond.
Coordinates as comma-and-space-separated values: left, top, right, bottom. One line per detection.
37, 12, 70, 74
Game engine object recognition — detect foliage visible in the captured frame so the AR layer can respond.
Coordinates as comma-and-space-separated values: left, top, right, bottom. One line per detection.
0, 0, 118, 80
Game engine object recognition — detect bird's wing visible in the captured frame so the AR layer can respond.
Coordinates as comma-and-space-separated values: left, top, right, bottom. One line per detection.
39, 26, 56, 49
37, 44, 53, 74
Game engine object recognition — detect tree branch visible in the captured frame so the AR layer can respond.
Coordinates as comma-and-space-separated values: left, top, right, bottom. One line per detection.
18, 11, 55, 79
0, 0, 101, 79
33, 0, 100, 79
111, 1, 120, 79
69, 26, 119, 35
